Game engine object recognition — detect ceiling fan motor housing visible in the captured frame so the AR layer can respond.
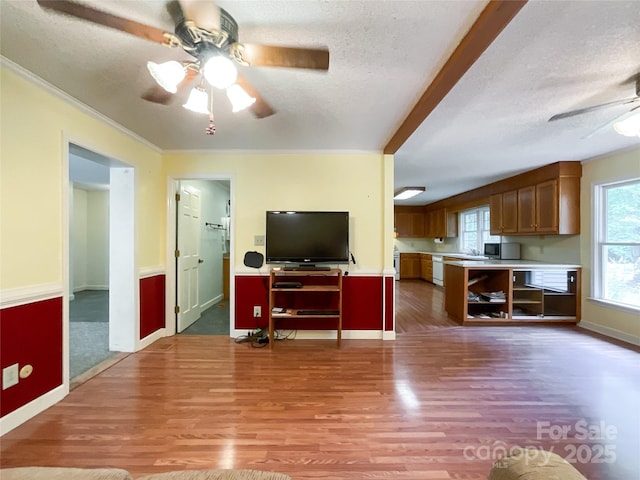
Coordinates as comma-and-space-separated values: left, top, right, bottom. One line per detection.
219, 8, 239, 45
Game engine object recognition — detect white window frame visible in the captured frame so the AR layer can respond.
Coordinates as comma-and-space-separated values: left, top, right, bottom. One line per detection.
458, 206, 500, 254
591, 177, 640, 313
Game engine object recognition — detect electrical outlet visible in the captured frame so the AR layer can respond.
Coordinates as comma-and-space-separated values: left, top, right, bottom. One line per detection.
3, 363, 19, 390
254, 235, 265, 246
253, 306, 261, 318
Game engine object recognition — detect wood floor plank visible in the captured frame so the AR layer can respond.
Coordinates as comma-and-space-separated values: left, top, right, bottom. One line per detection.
1, 281, 638, 479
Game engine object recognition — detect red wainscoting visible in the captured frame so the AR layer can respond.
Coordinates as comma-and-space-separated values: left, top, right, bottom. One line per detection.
0, 297, 63, 417
384, 276, 395, 331
139, 275, 166, 339
235, 275, 384, 331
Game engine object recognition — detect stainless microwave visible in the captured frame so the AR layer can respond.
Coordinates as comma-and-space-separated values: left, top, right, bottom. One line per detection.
484, 243, 520, 260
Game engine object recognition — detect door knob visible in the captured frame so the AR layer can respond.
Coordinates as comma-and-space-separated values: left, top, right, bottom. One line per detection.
198, 259, 204, 264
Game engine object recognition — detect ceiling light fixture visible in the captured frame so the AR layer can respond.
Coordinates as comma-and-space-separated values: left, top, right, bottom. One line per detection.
203, 55, 238, 90
613, 110, 640, 137
183, 86, 210, 115
394, 187, 426, 200
146, 61, 186, 93
227, 84, 256, 112
148, 54, 256, 134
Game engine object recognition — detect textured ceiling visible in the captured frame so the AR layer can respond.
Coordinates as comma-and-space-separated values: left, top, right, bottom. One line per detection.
1, 0, 639, 205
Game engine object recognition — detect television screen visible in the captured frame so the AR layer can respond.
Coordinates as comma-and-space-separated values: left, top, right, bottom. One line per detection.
265, 211, 349, 264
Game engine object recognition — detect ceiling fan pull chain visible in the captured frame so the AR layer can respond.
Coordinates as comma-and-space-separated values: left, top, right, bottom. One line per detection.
205, 89, 216, 136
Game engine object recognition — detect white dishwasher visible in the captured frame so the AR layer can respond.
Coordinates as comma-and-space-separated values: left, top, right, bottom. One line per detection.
432, 255, 444, 286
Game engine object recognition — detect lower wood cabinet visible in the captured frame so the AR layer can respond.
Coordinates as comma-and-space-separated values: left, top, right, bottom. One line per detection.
420, 254, 433, 282
444, 263, 581, 325
399, 253, 421, 279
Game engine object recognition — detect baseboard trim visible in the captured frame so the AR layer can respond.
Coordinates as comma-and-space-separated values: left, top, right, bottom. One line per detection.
73, 285, 109, 292
0, 384, 67, 436
578, 320, 640, 347
138, 327, 170, 350
0, 283, 63, 309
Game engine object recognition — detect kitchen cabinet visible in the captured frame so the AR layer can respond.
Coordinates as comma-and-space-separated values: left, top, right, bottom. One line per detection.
395, 212, 425, 238
399, 253, 421, 279
424, 208, 457, 238
512, 269, 579, 319
535, 180, 559, 233
517, 185, 536, 233
490, 190, 518, 234
420, 254, 433, 282
490, 177, 578, 235
444, 261, 581, 325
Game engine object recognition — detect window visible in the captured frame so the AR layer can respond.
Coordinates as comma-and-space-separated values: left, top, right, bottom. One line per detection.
459, 207, 500, 254
593, 178, 640, 310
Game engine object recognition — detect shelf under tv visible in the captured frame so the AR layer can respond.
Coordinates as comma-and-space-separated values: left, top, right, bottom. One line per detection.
283, 265, 332, 271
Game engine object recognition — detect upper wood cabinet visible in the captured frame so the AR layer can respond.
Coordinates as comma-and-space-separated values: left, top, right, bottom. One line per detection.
535, 180, 560, 233
517, 185, 536, 233
395, 211, 425, 238
490, 176, 579, 236
490, 190, 518, 235
424, 208, 457, 238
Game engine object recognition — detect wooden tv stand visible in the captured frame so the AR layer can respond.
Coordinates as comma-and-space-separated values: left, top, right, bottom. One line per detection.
268, 268, 343, 348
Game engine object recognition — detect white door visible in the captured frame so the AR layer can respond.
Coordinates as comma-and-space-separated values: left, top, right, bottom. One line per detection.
177, 183, 202, 332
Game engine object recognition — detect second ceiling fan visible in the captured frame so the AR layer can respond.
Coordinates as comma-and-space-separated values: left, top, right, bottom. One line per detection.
37, 0, 330, 120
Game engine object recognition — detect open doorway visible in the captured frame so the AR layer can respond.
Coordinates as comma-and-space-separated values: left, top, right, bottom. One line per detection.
175, 179, 231, 336
67, 144, 132, 386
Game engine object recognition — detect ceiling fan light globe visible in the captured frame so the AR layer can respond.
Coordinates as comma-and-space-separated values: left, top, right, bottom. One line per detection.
182, 87, 210, 115
147, 61, 185, 93
227, 84, 256, 112
613, 111, 640, 137
203, 56, 238, 90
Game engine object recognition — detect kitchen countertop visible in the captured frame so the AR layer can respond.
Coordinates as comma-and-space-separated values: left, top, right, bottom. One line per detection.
444, 259, 581, 269
416, 252, 488, 260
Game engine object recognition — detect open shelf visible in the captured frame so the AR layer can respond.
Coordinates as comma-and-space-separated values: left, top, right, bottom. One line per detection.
269, 268, 343, 347
444, 264, 581, 325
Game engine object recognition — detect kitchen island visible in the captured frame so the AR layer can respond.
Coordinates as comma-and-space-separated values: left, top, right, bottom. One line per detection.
444, 259, 581, 325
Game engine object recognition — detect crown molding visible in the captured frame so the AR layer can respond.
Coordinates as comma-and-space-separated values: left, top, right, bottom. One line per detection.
1, 56, 161, 154
161, 148, 382, 156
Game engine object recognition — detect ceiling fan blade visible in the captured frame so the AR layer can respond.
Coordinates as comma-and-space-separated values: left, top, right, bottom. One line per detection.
548, 96, 640, 122
178, 0, 221, 32
37, 0, 169, 45
142, 67, 198, 105
236, 76, 275, 119
238, 43, 330, 71
142, 85, 173, 105
583, 105, 640, 139
166, 0, 186, 26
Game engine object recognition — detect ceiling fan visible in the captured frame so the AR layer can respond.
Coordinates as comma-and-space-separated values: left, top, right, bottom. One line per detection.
548, 75, 640, 137
36, 0, 330, 124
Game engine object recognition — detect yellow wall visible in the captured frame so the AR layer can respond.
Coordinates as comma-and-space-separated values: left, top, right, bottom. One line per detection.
580, 147, 640, 341
0, 66, 165, 290
164, 152, 390, 271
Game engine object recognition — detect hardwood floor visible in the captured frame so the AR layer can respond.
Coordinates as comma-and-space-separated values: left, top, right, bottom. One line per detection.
395, 279, 458, 332
1, 281, 638, 479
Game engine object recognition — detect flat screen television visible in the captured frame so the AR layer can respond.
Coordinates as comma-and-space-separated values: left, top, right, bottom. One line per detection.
265, 211, 349, 265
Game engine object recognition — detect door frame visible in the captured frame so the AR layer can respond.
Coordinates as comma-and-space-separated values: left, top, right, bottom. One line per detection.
165, 174, 234, 336
63, 137, 137, 389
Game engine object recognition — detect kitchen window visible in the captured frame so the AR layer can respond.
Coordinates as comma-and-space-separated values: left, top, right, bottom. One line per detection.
593, 178, 640, 310
459, 207, 500, 254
